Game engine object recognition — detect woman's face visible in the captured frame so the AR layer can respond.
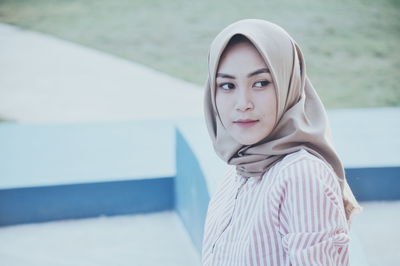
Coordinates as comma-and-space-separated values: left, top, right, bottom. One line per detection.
215, 40, 277, 146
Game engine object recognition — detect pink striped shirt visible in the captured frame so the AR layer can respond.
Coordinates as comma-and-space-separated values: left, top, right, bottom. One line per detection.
202, 149, 350, 266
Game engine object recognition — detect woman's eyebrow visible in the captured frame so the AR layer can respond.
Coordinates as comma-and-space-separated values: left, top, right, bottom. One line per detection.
216, 73, 235, 79
247, 68, 270, 77
216, 68, 270, 79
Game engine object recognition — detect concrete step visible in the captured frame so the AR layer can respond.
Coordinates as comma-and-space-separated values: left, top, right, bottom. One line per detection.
0, 121, 175, 226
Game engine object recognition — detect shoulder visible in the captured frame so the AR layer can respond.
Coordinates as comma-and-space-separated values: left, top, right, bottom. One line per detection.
270, 149, 341, 196
274, 149, 333, 173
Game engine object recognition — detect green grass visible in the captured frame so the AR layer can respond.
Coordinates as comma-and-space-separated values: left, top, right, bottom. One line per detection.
0, 0, 399, 108
0, 116, 12, 122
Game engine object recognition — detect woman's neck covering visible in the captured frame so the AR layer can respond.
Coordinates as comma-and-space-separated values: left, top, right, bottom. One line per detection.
204, 19, 361, 223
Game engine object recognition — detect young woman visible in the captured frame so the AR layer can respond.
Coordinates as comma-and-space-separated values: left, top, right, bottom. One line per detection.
202, 19, 361, 266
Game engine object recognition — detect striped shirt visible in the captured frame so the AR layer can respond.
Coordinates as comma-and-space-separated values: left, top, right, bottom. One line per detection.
202, 149, 350, 266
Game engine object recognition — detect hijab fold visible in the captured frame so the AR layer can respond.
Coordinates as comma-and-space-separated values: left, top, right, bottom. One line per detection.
204, 19, 361, 223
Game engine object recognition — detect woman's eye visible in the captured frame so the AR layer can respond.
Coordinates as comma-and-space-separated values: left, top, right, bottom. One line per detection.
254, 80, 270, 88
219, 83, 235, 90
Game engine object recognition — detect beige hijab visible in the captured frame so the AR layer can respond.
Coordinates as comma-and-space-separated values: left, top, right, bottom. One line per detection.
204, 19, 361, 223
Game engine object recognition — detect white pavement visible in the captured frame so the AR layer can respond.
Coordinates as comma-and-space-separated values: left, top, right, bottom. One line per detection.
1, 23, 400, 265
350, 201, 400, 266
0, 23, 203, 123
0, 212, 201, 266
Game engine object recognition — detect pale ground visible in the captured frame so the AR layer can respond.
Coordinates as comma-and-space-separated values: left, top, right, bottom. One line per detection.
0, 24, 202, 123
1, 23, 399, 265
350, 201, 400, 266
0, 212, 201, 266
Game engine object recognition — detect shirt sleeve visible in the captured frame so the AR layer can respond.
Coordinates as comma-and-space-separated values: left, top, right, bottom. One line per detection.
276, 158, 350, 266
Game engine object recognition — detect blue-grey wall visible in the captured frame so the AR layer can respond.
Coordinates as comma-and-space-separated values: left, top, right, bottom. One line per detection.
346, 167, 400, 201
175, 129, 210, 253
0, 178, 174, 226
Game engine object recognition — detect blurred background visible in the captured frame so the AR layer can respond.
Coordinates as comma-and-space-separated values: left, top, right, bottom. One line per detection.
1, 0, 399, 110
0, 0, 399, 265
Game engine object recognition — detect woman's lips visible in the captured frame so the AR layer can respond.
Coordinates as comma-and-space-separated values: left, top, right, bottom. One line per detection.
233, 119, 259, 128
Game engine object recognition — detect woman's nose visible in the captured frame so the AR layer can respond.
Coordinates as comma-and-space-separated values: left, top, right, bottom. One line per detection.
235, 88, 254, 112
